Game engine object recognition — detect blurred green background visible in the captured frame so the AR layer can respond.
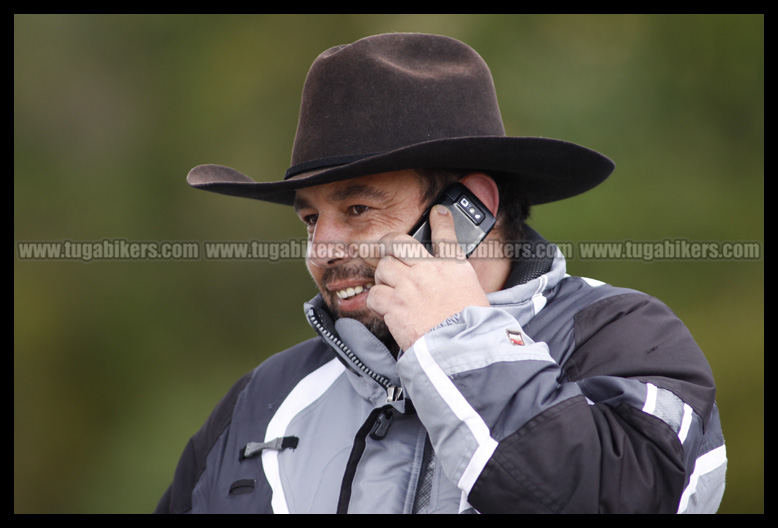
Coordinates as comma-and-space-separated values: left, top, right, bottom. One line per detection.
14, 14, 763, 513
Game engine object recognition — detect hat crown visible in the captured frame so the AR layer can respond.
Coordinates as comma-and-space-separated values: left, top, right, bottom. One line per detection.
290, 33, 506, 174
188, 33, 613, 207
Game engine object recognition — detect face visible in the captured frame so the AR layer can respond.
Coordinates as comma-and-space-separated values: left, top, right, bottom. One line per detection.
293, 170, 428, 343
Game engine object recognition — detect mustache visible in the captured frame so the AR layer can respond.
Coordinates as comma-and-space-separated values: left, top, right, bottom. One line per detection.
322, 263, 375, 289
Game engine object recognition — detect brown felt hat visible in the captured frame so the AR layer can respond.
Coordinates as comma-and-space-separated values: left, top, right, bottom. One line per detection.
187, 32, 614, 206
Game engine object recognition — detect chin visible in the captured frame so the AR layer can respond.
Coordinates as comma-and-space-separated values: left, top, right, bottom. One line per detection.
325, 296, 396, 351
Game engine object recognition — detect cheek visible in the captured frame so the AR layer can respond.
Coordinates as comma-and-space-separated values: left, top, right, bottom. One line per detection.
306, 260, 325, 286
368, 207, 426, 236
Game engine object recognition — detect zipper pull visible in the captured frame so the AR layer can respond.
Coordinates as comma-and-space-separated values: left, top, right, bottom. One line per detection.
386, 385, 404, 402
369, 409, 394, 440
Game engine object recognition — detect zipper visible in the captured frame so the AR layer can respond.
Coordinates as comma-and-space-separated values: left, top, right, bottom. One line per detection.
307, 307, 403, 402
337, 405, 394, 513
239, 436, 299, 461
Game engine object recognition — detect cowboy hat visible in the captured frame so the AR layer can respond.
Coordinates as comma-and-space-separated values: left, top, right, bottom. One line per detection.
187, 32, 614, 206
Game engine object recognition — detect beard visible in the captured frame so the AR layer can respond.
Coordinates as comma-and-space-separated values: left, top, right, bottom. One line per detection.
317, 263, 398, 352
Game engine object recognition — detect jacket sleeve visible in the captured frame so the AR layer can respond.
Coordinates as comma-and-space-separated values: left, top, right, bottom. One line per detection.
396, 292, 726, 514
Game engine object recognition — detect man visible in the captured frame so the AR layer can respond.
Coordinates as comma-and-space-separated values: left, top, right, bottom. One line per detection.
156, 33, 726, 514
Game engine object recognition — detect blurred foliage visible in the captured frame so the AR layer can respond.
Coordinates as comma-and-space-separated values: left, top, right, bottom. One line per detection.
14, 14, 762, 513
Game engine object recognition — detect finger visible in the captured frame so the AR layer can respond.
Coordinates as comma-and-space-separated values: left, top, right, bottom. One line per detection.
428, 205, 466, 260
373, 254, 407, 287
365, 283, 392, 316
361, 231, 400, 269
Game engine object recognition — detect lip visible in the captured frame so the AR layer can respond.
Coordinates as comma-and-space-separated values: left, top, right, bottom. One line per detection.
336, 289, 370, 312
326, 279, 373, 293
325, 279, 374, 312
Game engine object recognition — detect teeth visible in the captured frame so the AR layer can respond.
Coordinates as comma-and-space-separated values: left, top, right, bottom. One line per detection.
336, 283, 373, 299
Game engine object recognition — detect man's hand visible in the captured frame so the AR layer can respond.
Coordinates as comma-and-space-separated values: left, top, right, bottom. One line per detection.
366, 205, 490, 351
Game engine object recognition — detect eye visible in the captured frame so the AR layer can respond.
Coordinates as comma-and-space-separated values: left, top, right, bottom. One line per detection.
348, 205, 370, 216
301, 214, 318, 226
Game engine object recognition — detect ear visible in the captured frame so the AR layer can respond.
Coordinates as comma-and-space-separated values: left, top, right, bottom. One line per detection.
459, 172, 499, 216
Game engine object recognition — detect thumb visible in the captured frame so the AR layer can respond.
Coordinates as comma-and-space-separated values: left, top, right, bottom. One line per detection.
429, 205, 466, 260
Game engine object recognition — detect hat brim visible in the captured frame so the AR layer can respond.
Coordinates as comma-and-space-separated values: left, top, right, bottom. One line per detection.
186, 136, 614, 206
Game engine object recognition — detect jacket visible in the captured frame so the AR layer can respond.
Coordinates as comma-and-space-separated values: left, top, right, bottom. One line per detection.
155, 229, 727, 514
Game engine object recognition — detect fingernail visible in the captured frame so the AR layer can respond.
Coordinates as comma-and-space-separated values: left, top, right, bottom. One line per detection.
434, 205, 449, 215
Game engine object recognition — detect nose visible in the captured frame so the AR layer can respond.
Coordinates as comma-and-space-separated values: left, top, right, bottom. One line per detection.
306, 216, 352, 269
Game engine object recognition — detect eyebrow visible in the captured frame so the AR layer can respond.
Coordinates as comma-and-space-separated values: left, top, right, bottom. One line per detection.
293, 183, 390, 212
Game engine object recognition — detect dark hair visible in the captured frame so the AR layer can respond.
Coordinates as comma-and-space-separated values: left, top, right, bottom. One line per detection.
415, 168, 531, 242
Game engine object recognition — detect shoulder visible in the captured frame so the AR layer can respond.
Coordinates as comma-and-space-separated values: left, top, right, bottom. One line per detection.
208, 337, 331, 426
550, 276, 716, 422
538, 275, 690, 345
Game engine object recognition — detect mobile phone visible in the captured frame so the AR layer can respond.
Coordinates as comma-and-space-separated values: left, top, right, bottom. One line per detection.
409, 182, 496, 258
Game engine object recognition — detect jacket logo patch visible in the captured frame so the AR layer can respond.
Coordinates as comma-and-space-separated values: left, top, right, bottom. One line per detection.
507, 329, 525, 346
